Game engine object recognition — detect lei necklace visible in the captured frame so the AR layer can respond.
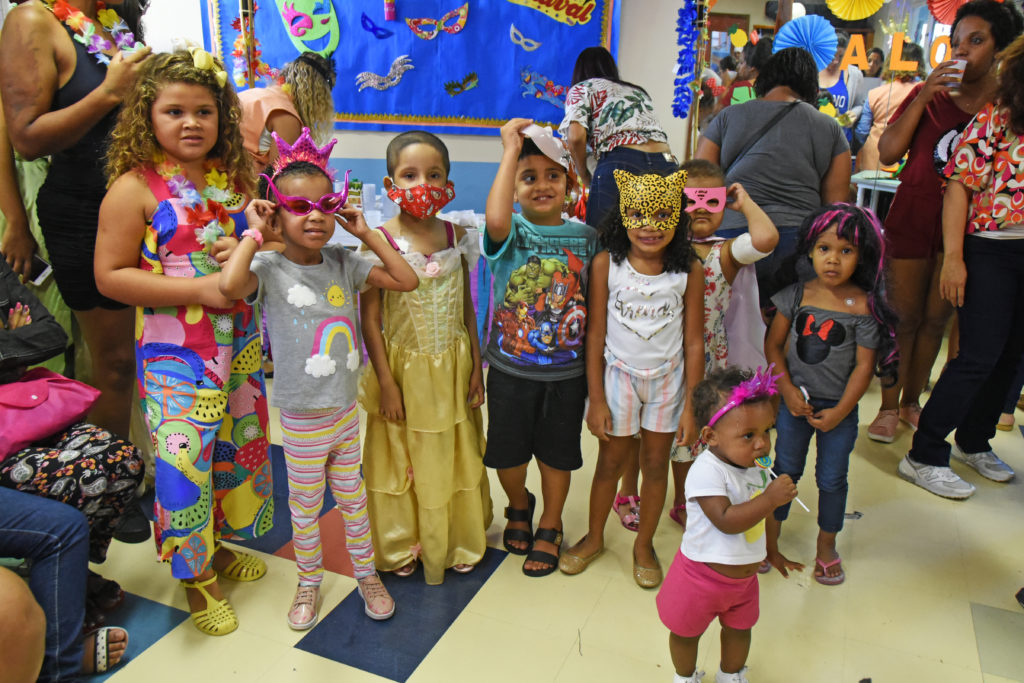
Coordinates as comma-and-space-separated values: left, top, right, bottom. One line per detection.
154, 157, 234, 251
43, 0, 145, 66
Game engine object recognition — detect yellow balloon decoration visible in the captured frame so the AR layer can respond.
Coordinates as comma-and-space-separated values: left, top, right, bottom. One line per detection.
730, 28, 748, 48
826, 0, 883, 21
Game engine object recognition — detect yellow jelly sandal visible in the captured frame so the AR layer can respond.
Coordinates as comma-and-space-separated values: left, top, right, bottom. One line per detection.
181, 575, 238, 636
216, 545, 267, 582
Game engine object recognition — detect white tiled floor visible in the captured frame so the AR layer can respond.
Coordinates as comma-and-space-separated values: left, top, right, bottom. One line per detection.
99, 367, 1024, 682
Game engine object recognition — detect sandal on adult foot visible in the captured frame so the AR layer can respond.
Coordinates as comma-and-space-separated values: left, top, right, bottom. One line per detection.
502, 490, 536, 556
287, 585, 320, 631
814, 556, 845, 586
82, 626, 128, 674
633, 548, 663, 589
216, 545, 267, 582
452, 563, 475, 574
393, 560, 417, 577
522, 527, 563, 578
357, 574, 395, 620
181, 575, 238, 636
613, 494, 640, 532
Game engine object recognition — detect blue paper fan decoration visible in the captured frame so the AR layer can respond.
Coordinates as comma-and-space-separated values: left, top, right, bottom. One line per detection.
773, 15, 838, 71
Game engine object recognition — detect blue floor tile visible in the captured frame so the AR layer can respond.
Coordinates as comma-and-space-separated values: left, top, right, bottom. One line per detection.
84, 593, 189, 682
295, 546, 507, 682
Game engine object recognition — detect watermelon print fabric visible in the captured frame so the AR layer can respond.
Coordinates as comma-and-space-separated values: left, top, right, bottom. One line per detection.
944, 102, 1024, 234
135, 168, 274, 579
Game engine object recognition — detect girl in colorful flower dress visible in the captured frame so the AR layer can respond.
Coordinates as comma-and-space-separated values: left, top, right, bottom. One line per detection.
95, 50, 275, 637
358, 131, 492, 585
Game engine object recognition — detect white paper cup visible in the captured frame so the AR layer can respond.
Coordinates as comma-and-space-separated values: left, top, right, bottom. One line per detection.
950, 59, 967, 83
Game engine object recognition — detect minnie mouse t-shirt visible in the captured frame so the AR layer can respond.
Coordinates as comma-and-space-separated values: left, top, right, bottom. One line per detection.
772, 283, 880, 401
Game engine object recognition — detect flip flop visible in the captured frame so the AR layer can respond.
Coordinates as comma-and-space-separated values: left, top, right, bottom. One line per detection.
814, 556, 845, 586
83, 626, 129, 674
502, 490, 536, 556
613, 494, 640, 532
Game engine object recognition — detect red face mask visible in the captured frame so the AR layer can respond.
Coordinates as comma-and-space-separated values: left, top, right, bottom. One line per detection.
387, 181, 456, 219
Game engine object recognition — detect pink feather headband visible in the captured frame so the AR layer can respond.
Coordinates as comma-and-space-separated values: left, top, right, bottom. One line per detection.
706, 365, 782, 428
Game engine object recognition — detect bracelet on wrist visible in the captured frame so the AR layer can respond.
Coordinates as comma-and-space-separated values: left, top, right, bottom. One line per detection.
241, 228, 264, 247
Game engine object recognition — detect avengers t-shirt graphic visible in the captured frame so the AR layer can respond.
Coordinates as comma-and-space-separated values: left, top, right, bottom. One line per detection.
484, 214, 598, 381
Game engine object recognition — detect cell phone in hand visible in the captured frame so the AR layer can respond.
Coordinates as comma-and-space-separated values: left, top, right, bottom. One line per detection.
28, 254, 52, 286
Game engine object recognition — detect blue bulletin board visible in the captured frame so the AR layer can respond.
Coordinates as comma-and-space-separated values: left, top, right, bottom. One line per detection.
205, 0, 619, 135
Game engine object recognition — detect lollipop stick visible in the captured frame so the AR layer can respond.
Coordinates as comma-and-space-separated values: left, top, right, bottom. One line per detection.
766, 469, 810, 512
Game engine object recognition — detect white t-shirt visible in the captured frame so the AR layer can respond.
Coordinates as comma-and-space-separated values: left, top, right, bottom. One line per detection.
605, 256, 688, 371
681, 449, 769, 564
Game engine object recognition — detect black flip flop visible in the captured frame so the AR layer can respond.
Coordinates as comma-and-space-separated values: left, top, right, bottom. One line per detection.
502, 490, 536, 556
523, 527, 563, 578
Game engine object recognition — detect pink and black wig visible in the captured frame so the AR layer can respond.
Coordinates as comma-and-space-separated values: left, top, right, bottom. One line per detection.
796, 203, 899, 385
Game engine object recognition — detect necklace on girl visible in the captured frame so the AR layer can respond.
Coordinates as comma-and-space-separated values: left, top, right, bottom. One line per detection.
154, 157, 235, 250
42, 0, 145, 66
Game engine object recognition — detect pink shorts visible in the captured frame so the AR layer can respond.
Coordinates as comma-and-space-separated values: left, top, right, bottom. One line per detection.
656, 550, 759, 637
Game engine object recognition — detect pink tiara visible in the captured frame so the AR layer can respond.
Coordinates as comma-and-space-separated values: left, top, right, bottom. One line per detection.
706, 364, 782, 427
271, 127, 337, 178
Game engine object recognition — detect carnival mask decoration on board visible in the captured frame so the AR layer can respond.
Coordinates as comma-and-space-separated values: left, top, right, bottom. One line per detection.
275, 0, 340, 57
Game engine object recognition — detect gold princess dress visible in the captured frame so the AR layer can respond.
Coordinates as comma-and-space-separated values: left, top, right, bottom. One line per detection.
359, 226, 492, 585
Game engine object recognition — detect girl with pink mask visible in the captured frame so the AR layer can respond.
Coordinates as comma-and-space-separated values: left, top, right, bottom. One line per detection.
358, 131, 493, 585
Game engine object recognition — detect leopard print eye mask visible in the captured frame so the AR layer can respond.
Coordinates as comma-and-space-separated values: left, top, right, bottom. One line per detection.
613, 169, 687, 230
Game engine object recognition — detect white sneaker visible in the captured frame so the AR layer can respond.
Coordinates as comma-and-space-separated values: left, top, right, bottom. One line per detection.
951, 444, 1015, 482
715, 666, 749, 683
898, 455, 976, 499
674, 671, 704, 683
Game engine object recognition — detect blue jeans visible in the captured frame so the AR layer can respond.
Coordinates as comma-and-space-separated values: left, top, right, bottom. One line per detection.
587, 146, 678, 228
0, 487, 88, 682
772, 399, 859, 533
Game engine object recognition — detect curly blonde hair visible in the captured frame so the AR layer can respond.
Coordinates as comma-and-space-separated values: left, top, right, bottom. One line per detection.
105, 50, 255, 196
281, 54, 336, 144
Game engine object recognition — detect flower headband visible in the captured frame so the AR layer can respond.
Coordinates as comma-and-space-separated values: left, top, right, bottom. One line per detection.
706, 365, 782, 427
190, 47, 228, 89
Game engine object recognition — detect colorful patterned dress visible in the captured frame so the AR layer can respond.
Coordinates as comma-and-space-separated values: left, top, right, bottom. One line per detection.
135, 167, 274, 579
359, 224, 492, 585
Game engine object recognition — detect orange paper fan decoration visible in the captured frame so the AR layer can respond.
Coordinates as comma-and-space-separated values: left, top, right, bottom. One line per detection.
927, 0, 972, 25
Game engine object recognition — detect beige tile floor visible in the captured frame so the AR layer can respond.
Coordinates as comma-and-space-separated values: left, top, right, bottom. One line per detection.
99, 370, 1024, 682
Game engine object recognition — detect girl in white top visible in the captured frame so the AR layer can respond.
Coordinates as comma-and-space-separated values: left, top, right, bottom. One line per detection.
656, 366, 798, 683
558, 169, 704, 588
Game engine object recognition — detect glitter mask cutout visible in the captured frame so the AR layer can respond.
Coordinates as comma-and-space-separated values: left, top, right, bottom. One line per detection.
684, 186, 727, 213
261, 174, 348, 215
613, 169, 687, 231
386, 181, 456, 220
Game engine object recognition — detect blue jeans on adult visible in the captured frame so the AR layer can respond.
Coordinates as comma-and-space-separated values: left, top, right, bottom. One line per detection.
909, 236, 1024, 466
586, 146, 678, 228
772, 399, 859, 533
0, 486, 88, 682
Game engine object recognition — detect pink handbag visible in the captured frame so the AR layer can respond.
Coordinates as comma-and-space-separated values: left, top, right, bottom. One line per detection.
0, 368, 101, 460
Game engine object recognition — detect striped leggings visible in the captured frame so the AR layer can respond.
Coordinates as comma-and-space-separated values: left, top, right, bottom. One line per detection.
279, 403, 376, 584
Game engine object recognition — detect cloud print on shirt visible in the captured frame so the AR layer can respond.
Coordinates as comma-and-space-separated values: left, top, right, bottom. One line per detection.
287, 284, 317, 308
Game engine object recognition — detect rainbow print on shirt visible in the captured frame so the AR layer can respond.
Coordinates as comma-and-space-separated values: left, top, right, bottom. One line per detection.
306, 316, 360, 377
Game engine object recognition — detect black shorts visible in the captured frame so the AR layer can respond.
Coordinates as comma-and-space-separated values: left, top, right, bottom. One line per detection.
36, 183, 128, 312
483, 368, 587, 471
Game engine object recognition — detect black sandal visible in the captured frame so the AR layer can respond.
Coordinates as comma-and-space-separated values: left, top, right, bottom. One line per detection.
522, 527, 563, 578
502, 490, 536, 556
